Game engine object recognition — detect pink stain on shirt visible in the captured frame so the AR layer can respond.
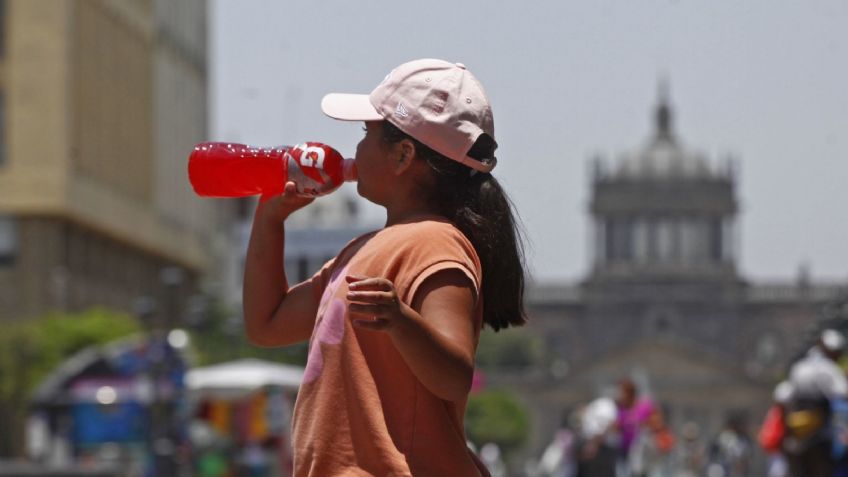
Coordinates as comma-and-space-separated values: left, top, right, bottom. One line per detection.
302, 265, 349, 384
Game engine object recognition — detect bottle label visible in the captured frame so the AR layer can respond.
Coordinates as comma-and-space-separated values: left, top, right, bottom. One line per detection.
298, 144, 326, 169
286, 144, 334, 197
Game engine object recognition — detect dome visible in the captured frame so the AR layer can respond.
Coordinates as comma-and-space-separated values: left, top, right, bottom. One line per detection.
617, 135, 711, 179
616, 83, 712, 179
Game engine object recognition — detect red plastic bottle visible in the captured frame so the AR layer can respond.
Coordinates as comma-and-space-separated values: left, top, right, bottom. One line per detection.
188, 142, 357, 198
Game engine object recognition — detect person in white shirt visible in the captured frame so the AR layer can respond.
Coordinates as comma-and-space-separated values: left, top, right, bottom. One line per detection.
784, 328, 848, 477
789, 329, 848, 399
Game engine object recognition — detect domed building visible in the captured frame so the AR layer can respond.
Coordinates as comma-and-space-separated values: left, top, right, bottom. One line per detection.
592, 83, 738, 283
495, 84, 847, 464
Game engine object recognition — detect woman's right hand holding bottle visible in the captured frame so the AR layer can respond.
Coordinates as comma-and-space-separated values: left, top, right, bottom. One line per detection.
257, 181, 315, 223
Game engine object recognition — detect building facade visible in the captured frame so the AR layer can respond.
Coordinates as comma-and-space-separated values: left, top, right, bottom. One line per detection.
0, 0, 232, 324
503, 86, 847, 461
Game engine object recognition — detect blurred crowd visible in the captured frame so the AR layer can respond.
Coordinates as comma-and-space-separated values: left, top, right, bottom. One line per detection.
526, 327, 848, 477
759, 328, 848, 477
527, 379, 752, 477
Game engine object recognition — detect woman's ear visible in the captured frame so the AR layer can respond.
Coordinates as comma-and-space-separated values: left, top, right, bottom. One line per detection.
393, 139, 417, 175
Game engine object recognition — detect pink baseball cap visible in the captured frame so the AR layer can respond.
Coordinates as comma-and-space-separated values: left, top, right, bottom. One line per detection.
321, 58, 497, 172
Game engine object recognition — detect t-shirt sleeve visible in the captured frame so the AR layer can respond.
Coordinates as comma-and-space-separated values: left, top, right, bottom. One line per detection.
406, 260, 479, 307
394, 224, 482, 308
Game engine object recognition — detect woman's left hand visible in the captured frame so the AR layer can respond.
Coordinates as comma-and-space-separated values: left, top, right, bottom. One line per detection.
345, 275, 412, 332
345, 269, 478, 402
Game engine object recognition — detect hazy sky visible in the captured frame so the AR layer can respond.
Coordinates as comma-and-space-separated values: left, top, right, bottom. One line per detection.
210, 0, 847, 283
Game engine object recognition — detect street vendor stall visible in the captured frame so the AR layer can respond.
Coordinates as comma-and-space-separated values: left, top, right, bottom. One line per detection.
185, 359, 303, 477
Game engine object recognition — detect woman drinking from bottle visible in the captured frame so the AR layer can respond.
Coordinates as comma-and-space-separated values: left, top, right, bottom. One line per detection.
243, 58, 527, 476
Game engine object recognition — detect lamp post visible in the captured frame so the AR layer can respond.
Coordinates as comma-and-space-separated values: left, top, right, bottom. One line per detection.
133, 266, 188, 476
156, 266, 186, 476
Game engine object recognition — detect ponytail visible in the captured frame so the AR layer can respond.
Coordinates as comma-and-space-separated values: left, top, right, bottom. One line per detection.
382, 121, 527, 331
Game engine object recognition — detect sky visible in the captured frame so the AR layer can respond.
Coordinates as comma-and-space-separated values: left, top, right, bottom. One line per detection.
210, 0, 848, 283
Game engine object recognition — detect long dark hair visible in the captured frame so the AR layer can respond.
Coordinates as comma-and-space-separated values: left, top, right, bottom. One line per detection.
382, 121, 527, 331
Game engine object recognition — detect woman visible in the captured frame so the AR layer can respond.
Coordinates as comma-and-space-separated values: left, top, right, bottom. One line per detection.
243, 58, 527, 476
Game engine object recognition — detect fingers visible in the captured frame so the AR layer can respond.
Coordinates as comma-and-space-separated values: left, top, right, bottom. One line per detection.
346, 285, 399, 312
347, 290, 396, 304
260, 182, 298, 203
347, 285, 399, 320
282, 182, 315, 205
345, 275, 401, 333
353, 318, 390, 330
346, 275, 394, 291
258, 182, 315, 220
283, 181, 298, 197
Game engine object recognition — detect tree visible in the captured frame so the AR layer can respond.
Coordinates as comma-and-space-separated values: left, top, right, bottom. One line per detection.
465, 390, 531, 458
186, 299, 308, 367
475, 328, 542, 369
0, 308, 141, 457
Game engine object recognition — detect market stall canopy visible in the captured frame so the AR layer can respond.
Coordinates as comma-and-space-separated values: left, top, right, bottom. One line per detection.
31, 334, 169, 406
186, 358, 304, 398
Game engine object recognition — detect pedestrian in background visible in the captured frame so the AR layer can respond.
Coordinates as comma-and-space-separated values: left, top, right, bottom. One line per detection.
576, 397, 618, 477
673, 421, 706, 477
536, 410, 578, 477
628, 407, 675, 477
758, 381, 791, 477
707, 416, 753, 477
783, 328, 848, 477
615, 379, 655, 472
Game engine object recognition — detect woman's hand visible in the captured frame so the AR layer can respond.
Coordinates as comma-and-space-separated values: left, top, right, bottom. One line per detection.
345, 275, 412, 333
345, 269, 477, 402
257, 181, 314, 223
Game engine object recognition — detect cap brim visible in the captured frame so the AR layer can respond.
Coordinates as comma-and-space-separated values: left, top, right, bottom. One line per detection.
321, 93, 384, 121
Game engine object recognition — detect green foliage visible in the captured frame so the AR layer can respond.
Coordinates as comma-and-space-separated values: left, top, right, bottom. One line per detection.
0, 307, 142, 401
188, 299, 308, 367
0, 307, 142, 457
476, 328, 542, 369
465, 390, 530, 456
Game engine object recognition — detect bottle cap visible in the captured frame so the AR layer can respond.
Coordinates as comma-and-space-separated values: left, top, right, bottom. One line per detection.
342, 158, 357, 181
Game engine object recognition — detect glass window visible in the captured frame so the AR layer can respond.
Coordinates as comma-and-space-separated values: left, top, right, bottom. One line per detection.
0, 216, 17, 265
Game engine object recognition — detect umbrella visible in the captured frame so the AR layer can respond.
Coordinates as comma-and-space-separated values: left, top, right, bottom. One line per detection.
185, 358, 304, 399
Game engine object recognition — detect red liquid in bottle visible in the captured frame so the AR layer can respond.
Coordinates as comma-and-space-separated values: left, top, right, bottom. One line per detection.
188, 142, 356, 198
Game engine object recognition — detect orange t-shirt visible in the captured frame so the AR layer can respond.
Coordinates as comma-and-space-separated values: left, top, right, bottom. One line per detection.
291, 217, 488, 476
